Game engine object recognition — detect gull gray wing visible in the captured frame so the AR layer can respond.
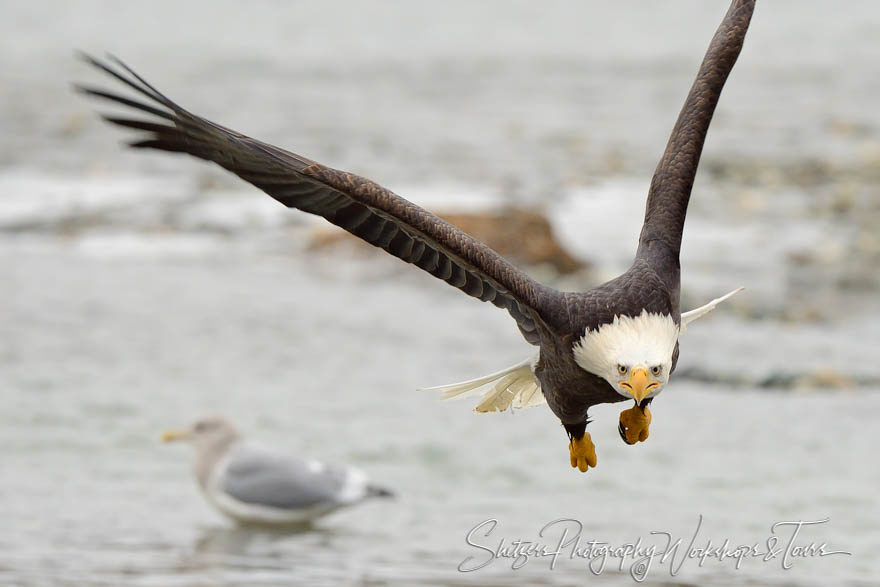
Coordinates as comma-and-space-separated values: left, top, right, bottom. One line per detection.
636, 0, 756, 295
218, 445, 358, 510
75, 55, 561, 342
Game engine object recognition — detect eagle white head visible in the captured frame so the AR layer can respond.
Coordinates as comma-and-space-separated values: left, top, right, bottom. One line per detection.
572, 310, 679, 403
571, 288, 743, 402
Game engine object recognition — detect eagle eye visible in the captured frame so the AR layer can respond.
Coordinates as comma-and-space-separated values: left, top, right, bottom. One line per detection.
617, 364, 628, 375
651, 365, 662, 376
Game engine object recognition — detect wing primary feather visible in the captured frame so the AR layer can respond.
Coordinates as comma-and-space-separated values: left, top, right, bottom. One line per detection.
74, 86, 174, 120
77, 52, 169, 107
100, 116, 174, 134
77, 54, 559, 340
105, 53, 179, 108
129, 138, 191, 153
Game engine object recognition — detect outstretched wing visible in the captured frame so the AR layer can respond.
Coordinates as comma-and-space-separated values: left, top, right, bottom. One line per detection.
637, 0, 756, 286
75, 54, 561, 341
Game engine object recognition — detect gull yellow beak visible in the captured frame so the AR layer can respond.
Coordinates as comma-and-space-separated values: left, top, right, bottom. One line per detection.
161, 429, 190, 443
621, 366, 658, 403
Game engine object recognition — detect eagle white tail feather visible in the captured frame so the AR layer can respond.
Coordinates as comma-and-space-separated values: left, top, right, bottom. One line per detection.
680, 287, 743, 334
419, 355, 544, 413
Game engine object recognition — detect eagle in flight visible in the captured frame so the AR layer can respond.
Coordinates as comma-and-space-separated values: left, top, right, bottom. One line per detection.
78, 0, 756, 473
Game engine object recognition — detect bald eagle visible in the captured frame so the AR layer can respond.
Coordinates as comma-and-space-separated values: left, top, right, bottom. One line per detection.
77, 0, 756, 473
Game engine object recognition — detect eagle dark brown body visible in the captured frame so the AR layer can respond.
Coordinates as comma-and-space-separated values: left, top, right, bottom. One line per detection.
77, 0, 756, 472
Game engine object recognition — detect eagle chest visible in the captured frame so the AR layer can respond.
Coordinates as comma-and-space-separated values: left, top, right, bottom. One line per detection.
535, 346, 625, 425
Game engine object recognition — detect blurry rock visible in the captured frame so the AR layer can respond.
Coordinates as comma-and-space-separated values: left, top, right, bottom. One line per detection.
829, 182, 858, 215
59, 112, 88, 137
826, 117, 873, 139
307, 206, 586, 275
792, 368, 855, 391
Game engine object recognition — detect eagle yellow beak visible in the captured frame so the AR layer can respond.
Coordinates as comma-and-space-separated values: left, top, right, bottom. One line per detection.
621, 366, 658, 403
161, 429, 190, 443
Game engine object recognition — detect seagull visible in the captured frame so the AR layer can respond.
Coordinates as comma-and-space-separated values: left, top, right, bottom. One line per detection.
162, 417, 394, 525
79, 0, 756, 473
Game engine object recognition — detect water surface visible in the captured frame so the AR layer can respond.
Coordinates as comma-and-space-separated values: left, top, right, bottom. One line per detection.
2, 1, 878, 585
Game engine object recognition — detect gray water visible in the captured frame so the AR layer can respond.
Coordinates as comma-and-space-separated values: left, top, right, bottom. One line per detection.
2, 1, 879, 585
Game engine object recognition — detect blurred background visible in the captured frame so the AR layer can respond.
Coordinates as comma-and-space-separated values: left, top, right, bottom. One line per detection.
1, 1, 878, 585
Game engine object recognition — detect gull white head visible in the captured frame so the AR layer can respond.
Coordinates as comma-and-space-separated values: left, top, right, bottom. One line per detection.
161, 416, 240, 453
162, 416, 242, 489
572, 310, 679, 403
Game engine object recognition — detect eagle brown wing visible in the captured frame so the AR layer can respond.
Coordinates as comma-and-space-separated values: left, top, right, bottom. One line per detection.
75, 54, 559, 341
637, 0, 756, 297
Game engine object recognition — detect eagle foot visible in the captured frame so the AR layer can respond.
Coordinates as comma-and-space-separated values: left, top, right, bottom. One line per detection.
618, 403, 651, 445
569, 433, 597, 472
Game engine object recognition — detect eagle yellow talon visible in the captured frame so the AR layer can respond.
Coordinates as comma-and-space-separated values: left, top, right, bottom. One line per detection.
569, 433, 597, 472
619, 404, 651, 445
